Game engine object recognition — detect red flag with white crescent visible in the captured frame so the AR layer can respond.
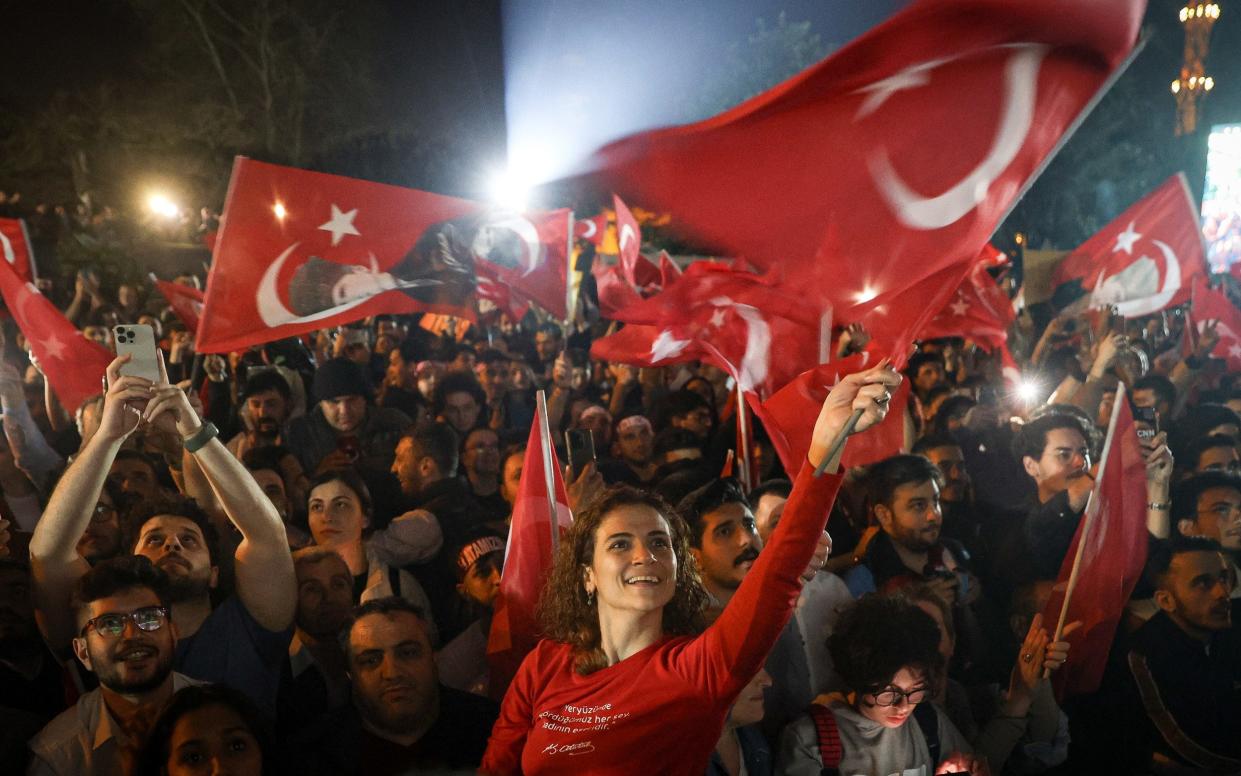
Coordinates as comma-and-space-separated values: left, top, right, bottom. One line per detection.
0, 259, 110, 412
613, 194, 644, 288
1053, 174, 1207, 316
197, 158, 574, 352
0, 218, 37, 283
576, 0, 1144, 365
574, 213, 608, 246
918, 258, 1015, 350
1191, 277, 1241, 372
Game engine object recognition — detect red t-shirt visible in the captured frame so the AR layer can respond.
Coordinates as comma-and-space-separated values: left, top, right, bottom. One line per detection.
481, 462, 842, 775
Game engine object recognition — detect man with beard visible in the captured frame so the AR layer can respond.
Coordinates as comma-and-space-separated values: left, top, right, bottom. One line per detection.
1092, 537, 1241, 772
599, 414, 659, 486
679, 478, 832, 744
1172, 472, 1241, 617
225, 370, 293, 460
291, 597, 498, 775
29, 355, 296, 717
278, 548, 355, 735
74, 483, 127, 566
28, 557, 200, 775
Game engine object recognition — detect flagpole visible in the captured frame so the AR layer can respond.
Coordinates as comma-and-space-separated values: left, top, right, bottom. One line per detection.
1045, 383, 1125, 675
736, 381, 752, 490
565, 211, 577, 329
536, 390, 559, 550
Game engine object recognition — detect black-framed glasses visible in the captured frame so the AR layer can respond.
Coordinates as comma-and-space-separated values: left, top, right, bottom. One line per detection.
81, 606, 169, 638
865, 685, 929, 707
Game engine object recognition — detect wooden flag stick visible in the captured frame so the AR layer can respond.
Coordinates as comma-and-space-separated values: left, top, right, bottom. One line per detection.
736, 381, 752, 490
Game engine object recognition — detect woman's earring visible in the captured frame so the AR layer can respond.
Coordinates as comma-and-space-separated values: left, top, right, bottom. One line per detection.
586, 589, 595, 606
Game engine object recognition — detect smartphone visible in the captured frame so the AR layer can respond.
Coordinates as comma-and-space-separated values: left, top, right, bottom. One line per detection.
337, 435, 361, 463
565, 429, 596, 480
1132, 405, 1159, 441
113, 324, 161, 383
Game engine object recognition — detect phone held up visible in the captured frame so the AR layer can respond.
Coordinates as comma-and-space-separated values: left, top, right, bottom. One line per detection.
1131, 404, 1159, 442
112, 324, 161, 385
565, 429, 596, 480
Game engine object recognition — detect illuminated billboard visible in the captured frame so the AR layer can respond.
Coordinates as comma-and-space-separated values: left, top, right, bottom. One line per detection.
1202, 123, 1241, 272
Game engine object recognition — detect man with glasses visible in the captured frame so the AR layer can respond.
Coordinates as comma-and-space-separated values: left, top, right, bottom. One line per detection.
1173, 472, 1241, 613
73, 484, 125, 565
1088, 537, 1241, 773
28, 556, 200, 775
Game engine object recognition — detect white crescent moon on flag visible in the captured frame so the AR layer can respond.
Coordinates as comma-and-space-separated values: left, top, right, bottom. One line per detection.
708, 296, 771, 392
483, 216, 543, 276
0, 229, 16, 265
1110, 239, 1181, 317
619, 224, 638, 255
868, 44, 1047, 230
578, 220, 597, 239
257, 243, 375, 327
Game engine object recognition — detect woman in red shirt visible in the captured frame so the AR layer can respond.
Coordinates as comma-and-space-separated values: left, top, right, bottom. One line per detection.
481, 363, 901, 775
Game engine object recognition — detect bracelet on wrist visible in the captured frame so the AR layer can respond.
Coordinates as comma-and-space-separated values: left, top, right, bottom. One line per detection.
182, 422, 219, 454
1147, 501, 1171, 511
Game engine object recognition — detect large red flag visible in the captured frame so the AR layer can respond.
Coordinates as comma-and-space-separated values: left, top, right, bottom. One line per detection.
152, 277, 205, 333
919, 258, 1015, 350
0, 218, 37, 283
1041, 388, 1147, 699
591, 262, 831, 401
756, 353, 911, 476
197, 158, 574, 352
0, 259, 110, 412
613, 194, 644, 288
1053, 174, 1207, 316
487, 393, 573, 699
1191, 277, 1241, 372
577, 0, 1143, 363
574, 213, 608, 246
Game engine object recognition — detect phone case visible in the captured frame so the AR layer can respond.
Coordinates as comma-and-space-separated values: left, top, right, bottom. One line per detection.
113, 324, 161, 383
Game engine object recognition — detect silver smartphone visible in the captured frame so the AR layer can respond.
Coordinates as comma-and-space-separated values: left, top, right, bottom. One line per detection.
113, 324, 161, 383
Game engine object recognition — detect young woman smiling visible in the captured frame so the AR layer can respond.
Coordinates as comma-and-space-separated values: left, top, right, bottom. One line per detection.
481, 363, 901, 775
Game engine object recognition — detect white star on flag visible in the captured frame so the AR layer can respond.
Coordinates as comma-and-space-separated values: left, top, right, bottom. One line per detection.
41, 332, 68, 361
1113, 222, 1141, 255
649, 330, 690, 362
1230, 344, 1241, 359
949, 296, 969, 316
853, 58, 950, 119
318, 204, 361, 247
709, 308, 728, 327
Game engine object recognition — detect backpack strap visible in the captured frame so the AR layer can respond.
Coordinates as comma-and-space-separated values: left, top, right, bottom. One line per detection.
807, 703, 843, 776
912, 701, 941, 766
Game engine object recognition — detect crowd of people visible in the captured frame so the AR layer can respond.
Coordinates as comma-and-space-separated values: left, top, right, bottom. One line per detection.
0, 243, 1237, 776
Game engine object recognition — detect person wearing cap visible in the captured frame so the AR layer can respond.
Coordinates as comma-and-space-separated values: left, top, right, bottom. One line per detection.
285, 358, 413, 481
436, 530, 506, 697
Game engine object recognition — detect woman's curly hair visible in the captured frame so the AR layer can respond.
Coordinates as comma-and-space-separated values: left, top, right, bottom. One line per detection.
537, 484, 709, 675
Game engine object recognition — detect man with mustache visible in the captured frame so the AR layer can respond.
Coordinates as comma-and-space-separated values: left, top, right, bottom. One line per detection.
28, 557, 200, 775
1171, 471, 1241, 619
225, 370, 293, 460
679, 478, 831, 744
290, 597, 498, 775
1097, 537, 1241, 773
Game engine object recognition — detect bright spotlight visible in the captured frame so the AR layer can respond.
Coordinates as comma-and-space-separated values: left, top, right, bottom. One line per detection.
1016, 379, 1041, 404
148, 193, 179, 218
273, 202, 288, 220
488, 169, 531, 212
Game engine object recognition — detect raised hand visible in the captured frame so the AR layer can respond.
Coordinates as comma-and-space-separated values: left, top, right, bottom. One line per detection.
97, 355, 153, 444
808, 361, 902, 471
141, 351, 203, 438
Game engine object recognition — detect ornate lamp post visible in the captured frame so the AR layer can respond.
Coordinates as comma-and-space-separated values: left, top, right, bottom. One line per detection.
1172, 2, 1221, 136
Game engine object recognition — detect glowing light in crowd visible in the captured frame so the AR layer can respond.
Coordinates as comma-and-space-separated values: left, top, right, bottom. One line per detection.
273, 202, 288, 220
148, 193, 180, 218
488, 168, 531, 212
1017, 379, 1041, 404
855, 286, 879, 303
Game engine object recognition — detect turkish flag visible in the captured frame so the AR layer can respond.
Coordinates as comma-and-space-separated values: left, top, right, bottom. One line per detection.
979, 242, 1011, 268
919, 259, 1015, 350
576, 0, 1143, 363
613, 194, 645, 288
152, 277, 205, 333
0, 259, 111, 412
486, 395, 573, 699
197, 158, 574, 352
0, 218, 37, 282
1052, 174, 1207, 316
592, 261, 645, 318
475, 272, 530, 323
591, 262, 831, 400
658, 250, 682, 288
1041, 389, 1147, 700
756, 354, 910, 477
574, 212, 607, 246
1191, 277, 1241, 372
